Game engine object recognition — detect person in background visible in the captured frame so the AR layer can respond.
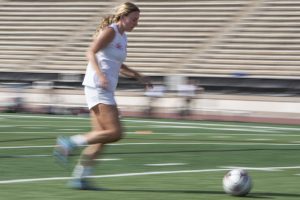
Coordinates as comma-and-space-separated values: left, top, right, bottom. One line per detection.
54, 2, 152, 190
177, 79, 203, 117
144, 84, 166, 116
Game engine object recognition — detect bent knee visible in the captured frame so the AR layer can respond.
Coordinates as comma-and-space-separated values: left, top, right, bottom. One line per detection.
110, 128, 123, 142
92, 127, 123, 144
99, 128, 123, 143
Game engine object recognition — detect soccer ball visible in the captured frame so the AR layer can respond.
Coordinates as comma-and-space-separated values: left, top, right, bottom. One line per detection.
222, 169, 252, 196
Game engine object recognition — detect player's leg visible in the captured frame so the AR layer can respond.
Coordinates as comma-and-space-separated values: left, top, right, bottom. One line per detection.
54, 104, 122, 164
70, 111, 104, 189
69, 104, 122, 189
84, 103, 123, 144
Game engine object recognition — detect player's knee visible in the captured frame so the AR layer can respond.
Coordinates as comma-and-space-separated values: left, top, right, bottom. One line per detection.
109, 127, 123, 142
93, 127, 123, 144
98, 127, 123, 143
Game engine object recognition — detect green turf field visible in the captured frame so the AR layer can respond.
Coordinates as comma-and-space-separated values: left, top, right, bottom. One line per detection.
0, 113, 300, 200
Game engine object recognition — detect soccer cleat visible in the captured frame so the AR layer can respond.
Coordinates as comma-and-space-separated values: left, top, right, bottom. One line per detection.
53, 136, 75, 166
68, 179, 100, 190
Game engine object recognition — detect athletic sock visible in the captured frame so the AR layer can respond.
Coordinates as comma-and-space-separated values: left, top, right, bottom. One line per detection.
70, 135, 88, 146
72, 164, 93, 179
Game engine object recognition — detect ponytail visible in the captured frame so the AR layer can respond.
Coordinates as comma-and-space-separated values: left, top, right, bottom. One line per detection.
94, 15, 115, 37
94, 2, 140, 37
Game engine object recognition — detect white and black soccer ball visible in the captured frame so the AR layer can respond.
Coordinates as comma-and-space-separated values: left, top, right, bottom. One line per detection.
223, 169, 252, 196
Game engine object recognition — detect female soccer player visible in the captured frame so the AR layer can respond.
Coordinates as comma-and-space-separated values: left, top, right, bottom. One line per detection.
54, 2, 152, 189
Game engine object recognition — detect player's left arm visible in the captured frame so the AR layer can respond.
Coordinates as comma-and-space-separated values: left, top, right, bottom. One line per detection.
120, 64, 152, 88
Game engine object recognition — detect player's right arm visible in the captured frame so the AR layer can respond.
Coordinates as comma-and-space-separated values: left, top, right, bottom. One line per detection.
86, 27, 115, 89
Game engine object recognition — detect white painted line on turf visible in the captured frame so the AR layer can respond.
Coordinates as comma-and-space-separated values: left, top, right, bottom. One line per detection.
23, 127, 45, 129
2, 165, 300, 185
144, 163, 187, 166
248, 138, 274, 141
126, 131, 300, 137
27, 125, 88, 127
0, 154, 120, 160
1, 154, 51, 158
94, 158, 122, 161
144, 125, 278, 133
211, 136, 232, 139
0, 131, 83, 134
0, 114, 89, 120
123, 119, 300, 132
58, 128, 82, 131
0, 166, 300, 184
0, 177, 71, 184
0, 145, 54, 149
0, 168, 228, 184
222, 166, 300, 172
1, 141, 300, 150
2, 131, 300, 138
110, 142, 300, 146
222, 166, 280, 171
0, 125, 14, 127
170, 133, 201, 137
1, 114, 298, 132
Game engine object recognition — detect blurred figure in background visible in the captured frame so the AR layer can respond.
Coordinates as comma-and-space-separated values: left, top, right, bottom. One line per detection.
177, 79, 204, 118
2, 83, 26, 113
54, 2, 152, 190
144, 84, 166, 116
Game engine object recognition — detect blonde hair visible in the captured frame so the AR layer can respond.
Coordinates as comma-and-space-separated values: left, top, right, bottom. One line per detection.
94, 2, 140, 37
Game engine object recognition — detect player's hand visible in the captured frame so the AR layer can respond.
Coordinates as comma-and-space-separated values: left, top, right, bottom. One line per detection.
139, 76, 153, 89
99, 74, 109, 90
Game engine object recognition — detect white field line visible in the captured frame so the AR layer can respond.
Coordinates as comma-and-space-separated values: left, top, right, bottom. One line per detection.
222, 166, 300, 172
1, 113, 299, 132
1, 131, 300, 138
1, 124, 278, 133
1, 165, 300, 184
1, 142, 300, 150
210, 136, 232, 139
5, 125, 89, 127
0, 154, 51, 158
0, 154, 120, 160
0, 114, 89, 120
143, 125, 279, 133
0, 154, 121, 161
123, 119, 300, 132
248, 138, 274, 141
94, 158, 122, 161
144, 163, 187, 166
128, 131, 300, 137
0, 123, 280, 133
0, 131, 84, 134
110, 142, 300, 146
0, 169, 228, 184
0, 145, 54, 149
23, 127, 47, 129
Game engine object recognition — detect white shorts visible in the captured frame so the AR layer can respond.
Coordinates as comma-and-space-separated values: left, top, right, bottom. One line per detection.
84, 86, 116, 110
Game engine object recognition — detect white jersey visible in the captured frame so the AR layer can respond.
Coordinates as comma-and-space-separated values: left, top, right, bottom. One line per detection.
82, 23, 127, 91
177, 84, 197, 97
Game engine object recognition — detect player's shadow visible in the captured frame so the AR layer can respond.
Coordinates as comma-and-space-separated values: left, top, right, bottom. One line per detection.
249, 192, 300, 199
104, 188, 224, 195
102, 188, 300, 199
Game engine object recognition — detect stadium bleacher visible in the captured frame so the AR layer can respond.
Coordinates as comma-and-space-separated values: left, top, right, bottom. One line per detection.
179, 0, 300, 79
0, 0, 299, 94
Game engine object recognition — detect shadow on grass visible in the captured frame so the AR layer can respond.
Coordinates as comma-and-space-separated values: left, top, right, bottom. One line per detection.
96, 188, 300, 198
